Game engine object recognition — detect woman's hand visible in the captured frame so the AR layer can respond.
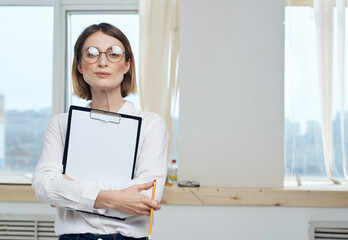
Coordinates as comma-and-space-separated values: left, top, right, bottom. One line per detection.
94, 181, 160, 216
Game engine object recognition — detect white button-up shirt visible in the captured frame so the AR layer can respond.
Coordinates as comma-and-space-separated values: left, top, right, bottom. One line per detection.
32, 101, 168, 238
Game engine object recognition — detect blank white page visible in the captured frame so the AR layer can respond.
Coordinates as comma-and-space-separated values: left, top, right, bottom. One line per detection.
64, 109, 140, 185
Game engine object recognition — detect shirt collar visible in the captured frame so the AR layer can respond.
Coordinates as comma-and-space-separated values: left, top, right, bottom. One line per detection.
86, 100, 135, 114
118, 100, 135, 114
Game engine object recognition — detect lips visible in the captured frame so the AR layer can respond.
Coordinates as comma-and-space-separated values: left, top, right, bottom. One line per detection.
95, 72, 111, 77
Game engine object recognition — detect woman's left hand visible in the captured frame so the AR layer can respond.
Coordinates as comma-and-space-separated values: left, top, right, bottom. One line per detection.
93, 181, 160, 216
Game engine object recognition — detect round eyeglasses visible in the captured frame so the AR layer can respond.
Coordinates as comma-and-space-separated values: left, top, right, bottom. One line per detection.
81, 46, 125, 64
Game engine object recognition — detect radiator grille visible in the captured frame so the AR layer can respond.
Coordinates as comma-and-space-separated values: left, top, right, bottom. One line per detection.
0, 215, 57, 240
309, 221, 348, 240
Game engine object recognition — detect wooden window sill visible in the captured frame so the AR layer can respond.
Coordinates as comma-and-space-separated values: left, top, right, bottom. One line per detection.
1, 183, 348, 208
162, 181, 348, 207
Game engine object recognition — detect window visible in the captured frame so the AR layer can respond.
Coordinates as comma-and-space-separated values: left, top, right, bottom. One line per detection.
284, 5, 348, 180
0, 6, 53, 176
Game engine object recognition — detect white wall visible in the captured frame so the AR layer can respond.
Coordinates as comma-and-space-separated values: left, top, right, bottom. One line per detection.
178, 0, 285, 187
0, 202, 55, 215
2, 202, 348, 240
152, 205, 348, 240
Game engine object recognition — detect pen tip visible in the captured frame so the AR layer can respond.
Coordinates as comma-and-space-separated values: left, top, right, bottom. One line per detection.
148, 235, 151, 239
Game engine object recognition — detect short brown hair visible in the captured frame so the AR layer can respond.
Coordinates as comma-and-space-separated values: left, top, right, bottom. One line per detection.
72, 23, 136, 99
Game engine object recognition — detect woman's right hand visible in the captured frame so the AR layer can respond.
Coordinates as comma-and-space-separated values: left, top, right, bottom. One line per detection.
93, 181, 160, 216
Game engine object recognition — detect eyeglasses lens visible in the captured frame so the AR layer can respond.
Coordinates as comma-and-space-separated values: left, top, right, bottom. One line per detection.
83, 46, 124, 63
107, 46, 124, 62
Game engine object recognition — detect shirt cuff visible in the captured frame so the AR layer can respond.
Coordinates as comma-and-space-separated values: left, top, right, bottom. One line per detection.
79, 186, 101, 212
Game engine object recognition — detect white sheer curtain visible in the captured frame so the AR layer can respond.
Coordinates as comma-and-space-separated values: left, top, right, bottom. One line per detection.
337, 0, 348, 178
284, 6, 325, 180
138, 0, 180, 160
314, 0, 347, 183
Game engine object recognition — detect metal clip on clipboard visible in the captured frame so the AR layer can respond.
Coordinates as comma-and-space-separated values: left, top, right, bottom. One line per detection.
90, 109, 121, 124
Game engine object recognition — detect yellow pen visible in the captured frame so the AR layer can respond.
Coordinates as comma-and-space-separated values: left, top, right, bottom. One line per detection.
148, 179, 156, 240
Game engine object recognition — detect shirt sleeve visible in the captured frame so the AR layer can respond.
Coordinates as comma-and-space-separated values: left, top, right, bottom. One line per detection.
134, 114, 169, 200
31, 114, 102, 212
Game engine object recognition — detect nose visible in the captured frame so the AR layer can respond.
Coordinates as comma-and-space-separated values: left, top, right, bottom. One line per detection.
97, 52, 108, 67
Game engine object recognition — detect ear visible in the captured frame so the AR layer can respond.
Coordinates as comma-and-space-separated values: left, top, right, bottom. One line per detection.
77, 63, 83, 74
124, 59, 131, 74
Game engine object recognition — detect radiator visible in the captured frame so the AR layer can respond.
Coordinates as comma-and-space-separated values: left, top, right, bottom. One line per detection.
309, 221, 348, 240
0, 214, 57, 240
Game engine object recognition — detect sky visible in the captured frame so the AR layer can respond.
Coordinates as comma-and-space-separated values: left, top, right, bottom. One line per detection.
0, 7, 53, 111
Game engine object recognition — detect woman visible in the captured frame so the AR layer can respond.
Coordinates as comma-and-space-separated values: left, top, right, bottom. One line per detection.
32, 23, 168, 240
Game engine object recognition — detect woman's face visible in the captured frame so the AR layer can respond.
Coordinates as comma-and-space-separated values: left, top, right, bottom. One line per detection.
78, 31, 130, 94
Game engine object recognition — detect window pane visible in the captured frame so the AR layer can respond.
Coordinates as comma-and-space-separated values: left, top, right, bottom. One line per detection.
284, 7, 348, 180
0, 6, 53, 174
67, 14, 140, 109
284, 7, 326, 179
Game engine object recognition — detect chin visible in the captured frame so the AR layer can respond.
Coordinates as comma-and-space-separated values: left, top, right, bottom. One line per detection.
87, 77, 123, 92
92, 82, 122, 92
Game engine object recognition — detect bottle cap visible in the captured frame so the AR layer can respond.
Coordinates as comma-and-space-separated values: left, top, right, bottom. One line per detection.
172, 159, 176, 163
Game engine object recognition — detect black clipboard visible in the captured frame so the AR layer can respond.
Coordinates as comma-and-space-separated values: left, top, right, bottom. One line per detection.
62, 105, 142, 220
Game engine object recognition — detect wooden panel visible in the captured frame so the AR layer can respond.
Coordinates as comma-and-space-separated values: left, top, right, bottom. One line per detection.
187, 187, 348, 208
162, 185, 348, 208
161, 187, 203, 205
2, 184, 348, 208
0, 185, 39, 202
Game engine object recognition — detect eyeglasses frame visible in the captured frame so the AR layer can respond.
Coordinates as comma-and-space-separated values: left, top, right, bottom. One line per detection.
80, 45, 126, 64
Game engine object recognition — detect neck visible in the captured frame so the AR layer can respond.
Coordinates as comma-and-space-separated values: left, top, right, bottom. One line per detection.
90, 87, 125, 112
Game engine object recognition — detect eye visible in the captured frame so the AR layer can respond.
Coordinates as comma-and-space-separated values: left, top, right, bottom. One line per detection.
108, 52, 120, 58
87, 52, 98, 57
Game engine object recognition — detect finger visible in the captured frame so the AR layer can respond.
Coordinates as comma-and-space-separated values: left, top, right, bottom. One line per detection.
153, 203, 161, 211
150, 200, 160, 209
50, 204, 56, 208
137, 202, 152, 212
143, 198, 160, 209
137, 181, 154, 191
138, 209, 151, 216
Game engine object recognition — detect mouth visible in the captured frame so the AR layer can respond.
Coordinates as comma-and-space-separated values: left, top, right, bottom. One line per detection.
95, 72, 111, 77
